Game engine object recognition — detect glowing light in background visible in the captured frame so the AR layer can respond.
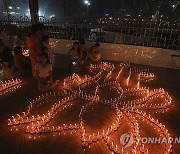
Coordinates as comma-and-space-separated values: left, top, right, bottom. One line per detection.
8, 6, 12, 9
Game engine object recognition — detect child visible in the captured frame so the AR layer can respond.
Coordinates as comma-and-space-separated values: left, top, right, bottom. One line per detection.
88, 43, 100, 62
42, 35, 55, 66
13, 46, 31, 70
93, 50, 101, 62
35, 53, 58, 91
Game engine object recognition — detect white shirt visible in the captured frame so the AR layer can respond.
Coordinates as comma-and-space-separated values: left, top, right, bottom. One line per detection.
35, 63, 52, 77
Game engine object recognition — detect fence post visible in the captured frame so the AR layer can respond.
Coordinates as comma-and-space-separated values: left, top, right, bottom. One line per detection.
29, 0, 39, 24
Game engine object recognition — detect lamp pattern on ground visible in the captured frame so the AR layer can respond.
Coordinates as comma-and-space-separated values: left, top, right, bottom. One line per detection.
0, 78, 22, 96
7, 62, 173, 153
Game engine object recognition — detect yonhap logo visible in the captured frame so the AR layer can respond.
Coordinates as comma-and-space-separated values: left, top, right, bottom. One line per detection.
120, 133, 180, 149
120, 132, 134, 148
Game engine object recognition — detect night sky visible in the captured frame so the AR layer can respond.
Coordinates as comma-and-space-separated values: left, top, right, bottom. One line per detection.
0, 0, 179, 21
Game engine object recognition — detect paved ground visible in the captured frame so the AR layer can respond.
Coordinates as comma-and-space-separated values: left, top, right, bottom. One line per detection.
0, 54, 180, 154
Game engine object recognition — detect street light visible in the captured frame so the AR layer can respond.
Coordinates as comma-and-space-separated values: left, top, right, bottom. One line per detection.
50, 14, 55, 19
84, 1, 88, 4
84, 1, 90, 18
84, 1, 90, 5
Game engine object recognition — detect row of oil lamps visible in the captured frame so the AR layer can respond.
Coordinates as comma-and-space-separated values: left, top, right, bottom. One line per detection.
63, 74, 92, 90
90, 62, 155, 89
89, 62, 115, 72
0, 78, 22, 96
0, 79, 21, 91
7, 62, 173, 153
7, 86, 172, 153
8, 78, 172, 128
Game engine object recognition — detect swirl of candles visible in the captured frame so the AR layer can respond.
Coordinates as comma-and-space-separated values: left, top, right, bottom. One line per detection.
7, 62, 174, 153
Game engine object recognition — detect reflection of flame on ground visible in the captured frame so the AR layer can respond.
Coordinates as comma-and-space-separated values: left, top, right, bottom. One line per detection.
7, 62, 173, 153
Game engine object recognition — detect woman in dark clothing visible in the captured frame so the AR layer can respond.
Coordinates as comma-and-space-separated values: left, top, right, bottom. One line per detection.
0, 39, 20, 79
13, 46, 31, 70
68, 41, 82, 72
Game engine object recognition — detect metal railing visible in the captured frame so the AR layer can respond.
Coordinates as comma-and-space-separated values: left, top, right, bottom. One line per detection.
0, 16, 179, 50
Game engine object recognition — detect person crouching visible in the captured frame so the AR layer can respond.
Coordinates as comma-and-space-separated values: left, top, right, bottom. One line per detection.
35, 53, 57, 91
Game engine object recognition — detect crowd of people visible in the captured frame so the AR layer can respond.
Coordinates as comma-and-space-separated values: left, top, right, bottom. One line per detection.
0, 23, 101, 92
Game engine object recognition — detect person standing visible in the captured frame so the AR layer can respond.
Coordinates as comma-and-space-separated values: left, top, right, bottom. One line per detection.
28, 24, 45, 77
79, 38, 87, 64
42, 35, 55, 66
0, 30, 10, 48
